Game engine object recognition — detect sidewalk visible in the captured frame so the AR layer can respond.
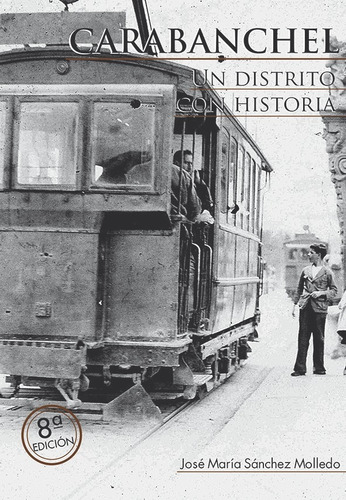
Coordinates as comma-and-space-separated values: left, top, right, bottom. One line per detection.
194, 290, 346, 500
72, 289, 346, 500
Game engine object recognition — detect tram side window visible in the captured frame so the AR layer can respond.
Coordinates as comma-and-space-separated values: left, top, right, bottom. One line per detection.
249, 159, 256, 233
220, 130, 229, 214
236, 146, 244, 228
92, 103, 155, 187
254, 163, 260, 235
17, 102, 78, 187
227, 138, 237, 225
243, 152, 251, 231
0, 102, 5, 188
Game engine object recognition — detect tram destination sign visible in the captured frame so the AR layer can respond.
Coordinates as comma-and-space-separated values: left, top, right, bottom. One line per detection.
0, 12, 125, 46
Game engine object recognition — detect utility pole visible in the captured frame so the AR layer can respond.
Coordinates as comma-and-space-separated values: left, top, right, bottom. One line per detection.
131, 0, 155, 55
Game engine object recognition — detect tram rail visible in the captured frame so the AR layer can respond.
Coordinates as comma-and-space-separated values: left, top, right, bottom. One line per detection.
0, 360, 245, 423
0, 382, 198, 423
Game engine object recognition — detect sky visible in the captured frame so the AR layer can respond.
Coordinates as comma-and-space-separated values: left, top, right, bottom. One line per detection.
1, 0, 345, 250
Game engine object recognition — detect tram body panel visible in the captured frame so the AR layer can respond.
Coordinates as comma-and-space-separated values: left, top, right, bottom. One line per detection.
104, 228, 180, 342
211, 286, 235, 334
0, 230, 98, 340
0, 52, 180, 87
210, 228, 235, 332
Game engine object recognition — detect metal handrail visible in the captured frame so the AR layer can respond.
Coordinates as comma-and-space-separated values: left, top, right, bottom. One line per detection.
191, 242, 201, 311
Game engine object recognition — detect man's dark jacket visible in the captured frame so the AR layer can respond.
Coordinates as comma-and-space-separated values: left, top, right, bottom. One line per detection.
294, 265, 337, 313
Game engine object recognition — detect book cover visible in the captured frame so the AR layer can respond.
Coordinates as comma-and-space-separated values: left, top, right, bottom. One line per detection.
0, 1, 345, 499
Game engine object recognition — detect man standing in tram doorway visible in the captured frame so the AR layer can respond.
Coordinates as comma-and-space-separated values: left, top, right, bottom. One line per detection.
173, 149, 214, 215
291, 243, 337, 376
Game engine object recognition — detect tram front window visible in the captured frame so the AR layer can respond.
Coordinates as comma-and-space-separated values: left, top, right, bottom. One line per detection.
92, 102, 155, 187
17, 102, 78, 187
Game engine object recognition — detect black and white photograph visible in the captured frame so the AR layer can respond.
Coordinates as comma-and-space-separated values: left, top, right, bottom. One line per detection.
0, 1, 345, 499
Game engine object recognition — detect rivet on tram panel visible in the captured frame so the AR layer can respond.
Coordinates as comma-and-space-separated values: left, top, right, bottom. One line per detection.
56, 60, 70, 75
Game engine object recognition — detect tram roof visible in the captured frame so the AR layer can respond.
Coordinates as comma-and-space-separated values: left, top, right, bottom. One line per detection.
0, 46, 273, 172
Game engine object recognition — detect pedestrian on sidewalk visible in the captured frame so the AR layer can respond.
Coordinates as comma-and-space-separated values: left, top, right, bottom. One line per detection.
336, 290, 346, 345
334, 289, 346, 375
291, 243, 337, 376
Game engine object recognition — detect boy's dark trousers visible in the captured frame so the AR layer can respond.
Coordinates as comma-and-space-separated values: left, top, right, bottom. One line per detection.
294, 302, 326, 374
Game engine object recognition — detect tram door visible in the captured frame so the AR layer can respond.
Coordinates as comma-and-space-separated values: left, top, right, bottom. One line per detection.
173, 116, 216, 333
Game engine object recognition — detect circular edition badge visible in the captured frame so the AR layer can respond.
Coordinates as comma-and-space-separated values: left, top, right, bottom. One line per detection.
21, 405, 82, 465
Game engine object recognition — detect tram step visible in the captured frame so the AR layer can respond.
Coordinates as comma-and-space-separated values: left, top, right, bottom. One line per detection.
192, 373, 214, 385
149, 392, 185, 400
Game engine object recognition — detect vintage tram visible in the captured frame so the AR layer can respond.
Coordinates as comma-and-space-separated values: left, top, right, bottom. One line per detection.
0, 22, 272, 414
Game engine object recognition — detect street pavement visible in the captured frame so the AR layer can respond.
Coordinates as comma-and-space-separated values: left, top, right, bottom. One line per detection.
1, 289, 346, 500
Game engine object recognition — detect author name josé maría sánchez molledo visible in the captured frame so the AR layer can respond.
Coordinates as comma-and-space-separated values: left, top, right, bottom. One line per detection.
69, 27, 339, 56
